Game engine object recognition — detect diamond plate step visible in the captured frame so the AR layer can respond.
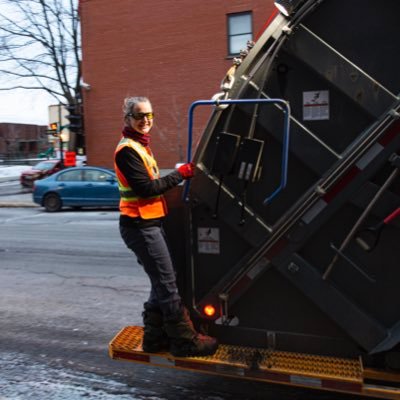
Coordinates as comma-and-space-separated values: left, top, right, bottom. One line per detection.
110, 326, 365, 390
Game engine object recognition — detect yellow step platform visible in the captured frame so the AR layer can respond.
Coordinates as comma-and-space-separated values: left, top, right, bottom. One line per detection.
109, 326, 400, 399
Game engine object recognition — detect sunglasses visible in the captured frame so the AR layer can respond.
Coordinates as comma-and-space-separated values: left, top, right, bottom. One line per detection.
128, 112, 154, 120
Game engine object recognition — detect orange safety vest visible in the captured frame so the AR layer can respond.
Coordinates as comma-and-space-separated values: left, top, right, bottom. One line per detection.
114, 136, 167, 219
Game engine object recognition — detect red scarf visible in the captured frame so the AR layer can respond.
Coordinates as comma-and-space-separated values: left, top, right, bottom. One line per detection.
122, 126, 151, 147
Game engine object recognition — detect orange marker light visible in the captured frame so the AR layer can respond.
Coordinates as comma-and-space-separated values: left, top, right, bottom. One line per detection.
203, 304, 216, 317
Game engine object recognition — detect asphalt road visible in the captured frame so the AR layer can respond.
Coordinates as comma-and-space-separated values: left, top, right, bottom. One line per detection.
0, 189, 379, 399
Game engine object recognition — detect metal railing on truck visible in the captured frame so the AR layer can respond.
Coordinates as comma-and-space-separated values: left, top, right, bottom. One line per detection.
183, 98, 291, 206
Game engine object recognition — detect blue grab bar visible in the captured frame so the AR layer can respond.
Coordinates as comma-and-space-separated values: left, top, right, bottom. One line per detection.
183, 98, 291, 205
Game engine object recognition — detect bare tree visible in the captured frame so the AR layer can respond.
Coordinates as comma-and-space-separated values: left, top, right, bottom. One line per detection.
0, 0, 81, 105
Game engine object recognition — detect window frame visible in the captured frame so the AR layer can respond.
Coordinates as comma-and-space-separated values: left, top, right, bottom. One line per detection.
83, 169, 113, 182
226, 11, 253, 57
56, 169, 83, 182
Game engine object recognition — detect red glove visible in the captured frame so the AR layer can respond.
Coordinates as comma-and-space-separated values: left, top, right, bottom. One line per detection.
178, 162, 195, 179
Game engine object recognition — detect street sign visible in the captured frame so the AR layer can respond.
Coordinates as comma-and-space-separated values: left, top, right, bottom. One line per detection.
64, 151, 76, 167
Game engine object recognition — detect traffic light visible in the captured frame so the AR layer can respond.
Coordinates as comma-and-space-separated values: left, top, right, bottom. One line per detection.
65, 104, 83, 134
47, 122, 59, 137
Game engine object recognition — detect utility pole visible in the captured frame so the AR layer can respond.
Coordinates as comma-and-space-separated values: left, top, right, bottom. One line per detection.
58, 103, 64, 168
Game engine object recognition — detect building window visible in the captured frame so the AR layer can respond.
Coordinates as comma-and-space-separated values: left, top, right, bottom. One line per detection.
227, 12, 253, 56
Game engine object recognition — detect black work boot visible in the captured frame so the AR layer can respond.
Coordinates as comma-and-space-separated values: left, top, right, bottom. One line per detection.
142, 308, 169, 353
164, 307, 218, 357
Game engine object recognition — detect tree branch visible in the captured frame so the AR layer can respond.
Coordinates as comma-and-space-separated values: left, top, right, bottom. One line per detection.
0, 0, 81, 106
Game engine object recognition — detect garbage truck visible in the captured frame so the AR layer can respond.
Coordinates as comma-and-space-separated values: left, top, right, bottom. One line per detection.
109, 0, 400, 397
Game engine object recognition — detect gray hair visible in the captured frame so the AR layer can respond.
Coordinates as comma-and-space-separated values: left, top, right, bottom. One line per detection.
123, 96, 151, 118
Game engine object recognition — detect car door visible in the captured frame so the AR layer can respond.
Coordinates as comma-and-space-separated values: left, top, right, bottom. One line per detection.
82, 169, 119, 205
54, 169, 85, 205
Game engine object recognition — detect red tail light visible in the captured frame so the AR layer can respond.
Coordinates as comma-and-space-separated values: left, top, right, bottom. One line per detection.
203, 304, 216, 317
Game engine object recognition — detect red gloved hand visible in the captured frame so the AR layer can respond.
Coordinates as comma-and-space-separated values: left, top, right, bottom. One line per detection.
178, 162, 195, 179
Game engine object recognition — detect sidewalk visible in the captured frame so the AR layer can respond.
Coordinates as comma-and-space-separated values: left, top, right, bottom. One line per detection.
0, 192, 38, 208
0, 165, 38, 207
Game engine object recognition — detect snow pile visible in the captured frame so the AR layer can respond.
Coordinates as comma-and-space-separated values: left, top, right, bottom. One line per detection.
0, 165, 31, 182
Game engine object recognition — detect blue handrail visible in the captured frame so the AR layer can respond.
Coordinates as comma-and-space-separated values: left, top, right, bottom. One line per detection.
183, 98, 291, 205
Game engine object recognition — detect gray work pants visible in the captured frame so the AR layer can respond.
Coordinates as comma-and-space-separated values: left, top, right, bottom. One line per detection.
120, 224, 182, 317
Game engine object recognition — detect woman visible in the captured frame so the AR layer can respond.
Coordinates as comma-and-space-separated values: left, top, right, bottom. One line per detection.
114, 96, 217, 357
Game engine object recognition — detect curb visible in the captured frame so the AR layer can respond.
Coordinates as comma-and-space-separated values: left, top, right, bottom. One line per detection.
0, 202, 39, 208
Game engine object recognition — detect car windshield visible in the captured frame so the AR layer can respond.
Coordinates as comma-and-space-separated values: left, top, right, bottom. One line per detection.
34, 161, 57, 171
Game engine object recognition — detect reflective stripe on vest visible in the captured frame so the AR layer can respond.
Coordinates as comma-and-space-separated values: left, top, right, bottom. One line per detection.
114, 137, 167, 219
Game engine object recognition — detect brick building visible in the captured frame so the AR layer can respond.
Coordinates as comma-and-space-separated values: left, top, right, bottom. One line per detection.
79, 0, 275, 168
0, 123, 47, 160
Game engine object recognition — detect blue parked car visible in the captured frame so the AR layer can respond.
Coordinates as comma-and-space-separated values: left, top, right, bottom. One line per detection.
33, 166, 120, 212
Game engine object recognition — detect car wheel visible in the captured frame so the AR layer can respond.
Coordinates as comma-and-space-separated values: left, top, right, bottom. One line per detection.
43, 193, 62, 212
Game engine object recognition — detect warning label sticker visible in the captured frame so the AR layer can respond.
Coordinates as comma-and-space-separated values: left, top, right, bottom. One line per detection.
198, 227, 220, 254
303, 90, 329, 121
